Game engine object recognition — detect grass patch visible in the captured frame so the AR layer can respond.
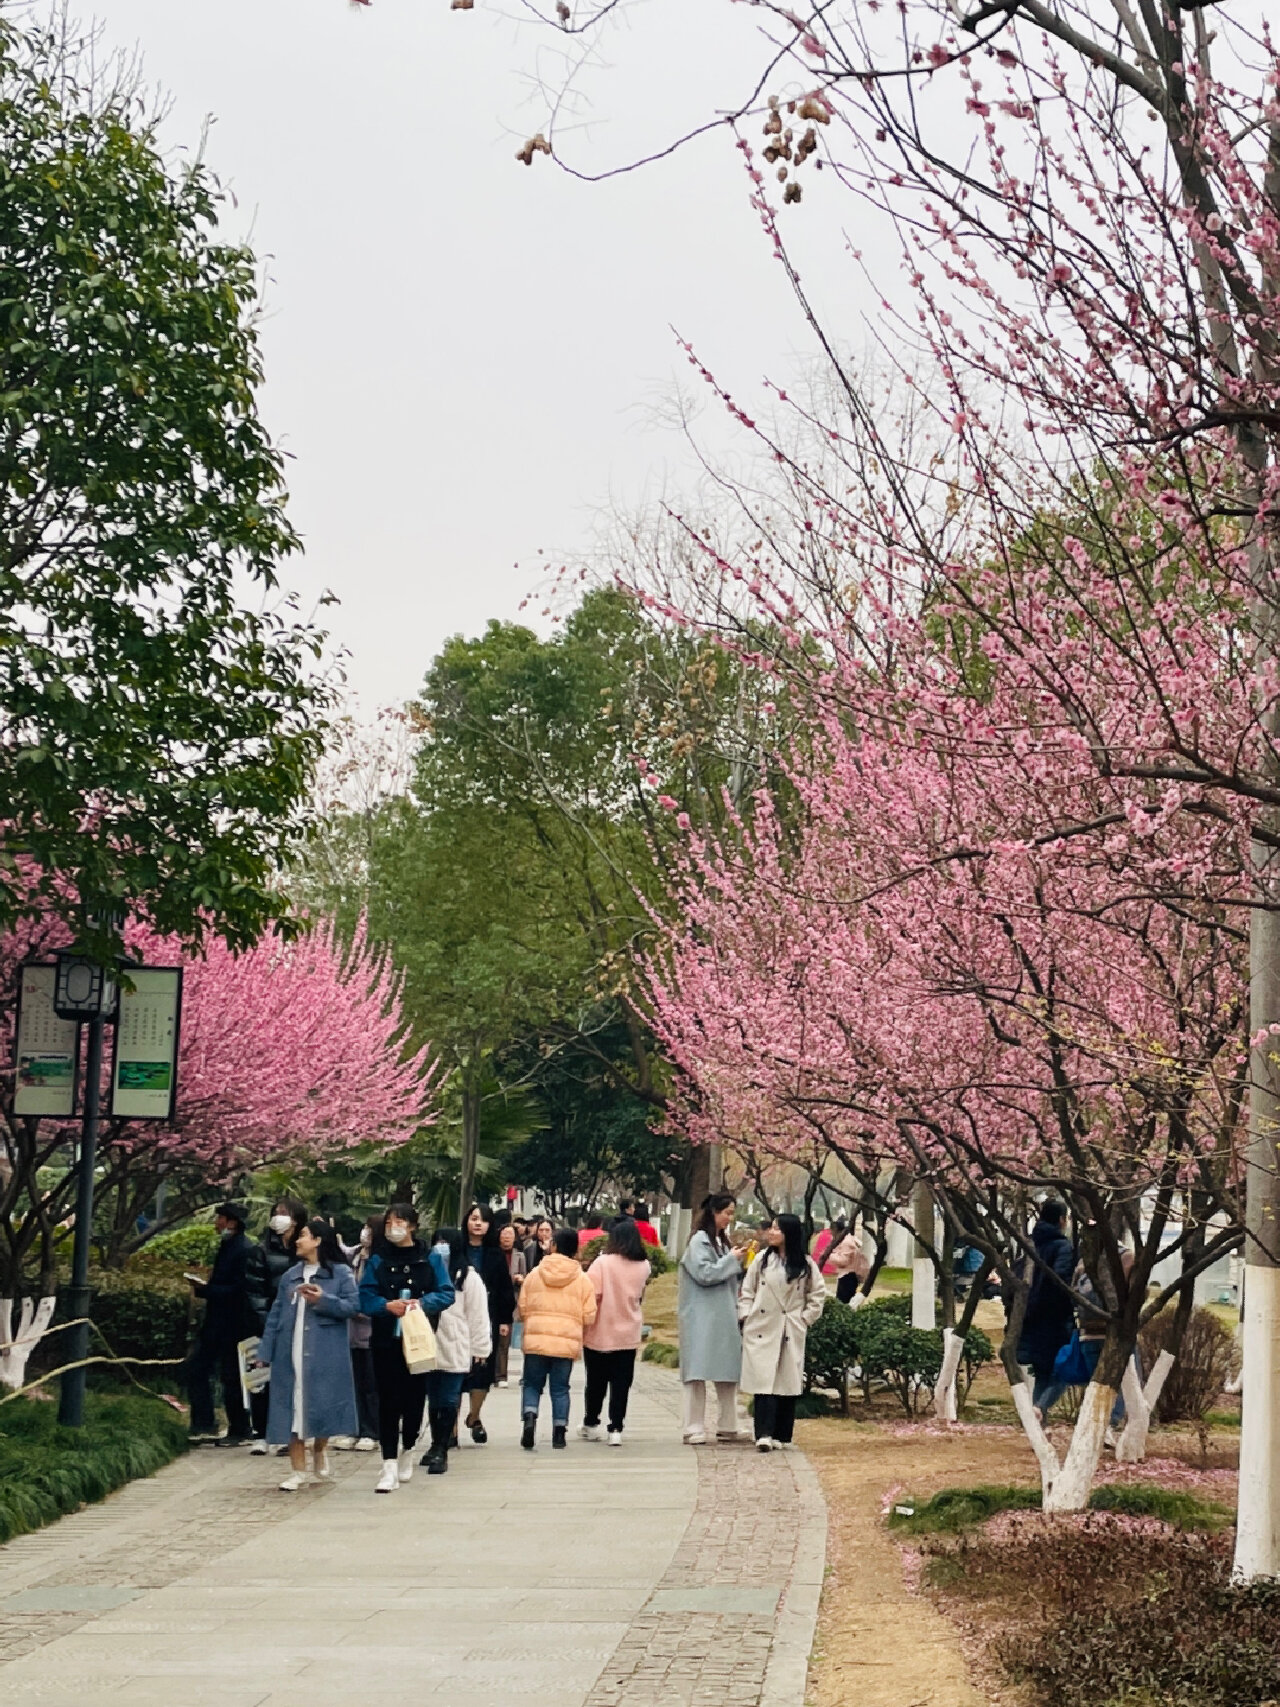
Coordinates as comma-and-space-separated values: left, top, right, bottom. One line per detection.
0, 1390, 188, 1544
888, 1480, 1230, 1536
870, 1266, 912, 1295
642, 1339, 680, 1367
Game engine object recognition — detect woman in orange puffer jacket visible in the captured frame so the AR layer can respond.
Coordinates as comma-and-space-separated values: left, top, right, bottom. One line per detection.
516, 1227, 597, 1452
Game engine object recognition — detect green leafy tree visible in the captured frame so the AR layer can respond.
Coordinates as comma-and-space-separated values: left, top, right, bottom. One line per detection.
0, 22, 329, 956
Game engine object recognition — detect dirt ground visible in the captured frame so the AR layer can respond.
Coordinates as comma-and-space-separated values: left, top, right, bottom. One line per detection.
796, 1421, 1040, 1707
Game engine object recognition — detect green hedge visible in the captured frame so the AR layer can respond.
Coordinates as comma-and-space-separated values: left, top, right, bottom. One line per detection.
580, 1234, 673, 1275
0, 1392, 188, 1543
88, 1270, 195, 1368
131, 1223, 221, 1268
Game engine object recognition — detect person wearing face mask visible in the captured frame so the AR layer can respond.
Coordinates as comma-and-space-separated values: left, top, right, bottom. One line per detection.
421, 1227, 492, 1474
459, 1203, 515, 1445
244, 1197, 307, 1455
185, 1203, 256, 1446
254, 1218, 360, 1490
332, 1214, 381, 1452
358, 1202, 455, 1493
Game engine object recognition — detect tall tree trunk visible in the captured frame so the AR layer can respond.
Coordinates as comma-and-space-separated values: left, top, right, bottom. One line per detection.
457, 1077, 481, 1222
911, 1179, 935, 1329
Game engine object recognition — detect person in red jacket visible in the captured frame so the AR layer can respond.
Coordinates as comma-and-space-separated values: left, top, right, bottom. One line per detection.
617, 1198, 660, 1246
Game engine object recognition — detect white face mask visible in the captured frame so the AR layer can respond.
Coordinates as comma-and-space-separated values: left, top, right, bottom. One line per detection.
269, 1214, 293, 1235
386, 1224, 411, 1245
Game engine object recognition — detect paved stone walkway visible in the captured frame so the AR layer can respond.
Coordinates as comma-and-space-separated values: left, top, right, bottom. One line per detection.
0, 1365, 824, 1707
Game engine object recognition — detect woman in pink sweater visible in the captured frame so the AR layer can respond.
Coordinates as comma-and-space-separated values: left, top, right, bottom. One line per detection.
581, 1219, 651, 1445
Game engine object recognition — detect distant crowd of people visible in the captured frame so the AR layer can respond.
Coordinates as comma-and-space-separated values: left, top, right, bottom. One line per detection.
184, 1191, 842, 1483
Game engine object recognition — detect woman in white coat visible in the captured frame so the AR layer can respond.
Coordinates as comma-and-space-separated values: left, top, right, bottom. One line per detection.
421, 1227, 493, 1475
739, 1214, 826, 1452
677, 1193, 743, 1444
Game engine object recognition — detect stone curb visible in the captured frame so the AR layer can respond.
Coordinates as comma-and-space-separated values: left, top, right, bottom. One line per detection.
761, 1448, 826, 1707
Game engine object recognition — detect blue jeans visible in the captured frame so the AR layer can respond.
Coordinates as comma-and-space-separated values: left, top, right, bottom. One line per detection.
1035, 1342, 1131, 1428
522, 1352, 572, 1427
426, 1369, 466, 1409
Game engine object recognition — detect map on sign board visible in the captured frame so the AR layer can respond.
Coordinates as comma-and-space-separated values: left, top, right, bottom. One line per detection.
13, 964, 78, 1119
110, 968, 183, 1121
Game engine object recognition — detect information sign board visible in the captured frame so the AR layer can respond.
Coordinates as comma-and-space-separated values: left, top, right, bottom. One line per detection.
109, 967, 183, 1121
13, 964, 79, 1118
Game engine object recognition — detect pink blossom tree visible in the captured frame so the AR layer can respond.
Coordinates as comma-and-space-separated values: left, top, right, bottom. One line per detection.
0, 914, 438, 1289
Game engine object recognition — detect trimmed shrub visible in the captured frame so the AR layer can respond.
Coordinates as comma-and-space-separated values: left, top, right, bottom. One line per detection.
0, 1392, 188, 1543
580, 1234, 672, 1275
128, 1222, 221, 1270
1139, 1305, 1240, 1424
848, 1295, 992, 1414
805, 1296, 861, 1412
642, 1339, 679, 1367
88, 1270, 195, 1368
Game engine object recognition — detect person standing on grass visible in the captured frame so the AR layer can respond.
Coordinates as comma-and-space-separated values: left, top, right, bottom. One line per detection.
495, 1219, 526, 1386
738, 1214, 826, 1452
1015, 1199, 1077, 1418
677, 1193, 744, 1445
186, 1202, 256, 1447
359, 1202, 455, 1493
254, 1219, 360, 1491
245, 1196, 307, 1455
517, 1226, 597, 1451
581, 1218, 650, 1445
421, 1227, 492, 1475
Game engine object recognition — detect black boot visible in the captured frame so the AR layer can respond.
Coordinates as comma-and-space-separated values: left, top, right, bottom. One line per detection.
421, 1408, 448, 1474
552, 1424, 567, 1450
521, 1411, 536, 1451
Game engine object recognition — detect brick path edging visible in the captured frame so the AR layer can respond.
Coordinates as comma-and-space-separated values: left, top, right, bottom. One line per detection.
760, 1448, 826, 1707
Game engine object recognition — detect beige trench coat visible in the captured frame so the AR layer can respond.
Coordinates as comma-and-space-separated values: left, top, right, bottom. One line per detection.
737, 1253, 826, 1396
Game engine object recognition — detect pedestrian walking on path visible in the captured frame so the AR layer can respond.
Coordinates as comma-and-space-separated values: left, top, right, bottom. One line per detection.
244, 1196, 306, 1454
358, 1202, 455, 1493
336, 1214, 382, 1452
739, 1215, 825, 1452
525, 1216, 555, 1271
581, 1217, 650, 1444
185, 1202, 256, 1446
461, 1204, 516, 1444
677, 1192, 744, 1445
254, 1219, 361, 1490
518, 1226, 597, 1450
422, 1227, 492, 1474
495, 1219, 526, 1385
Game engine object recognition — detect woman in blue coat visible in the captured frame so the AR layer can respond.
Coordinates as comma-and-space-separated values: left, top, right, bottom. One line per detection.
677, 1193, 744, 1444
256, 1218, 359, 1491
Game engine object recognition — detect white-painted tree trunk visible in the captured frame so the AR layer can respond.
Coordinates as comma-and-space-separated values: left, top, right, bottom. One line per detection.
1009, 1372, 1115, 1511
1234, 1265, 1280, 1580
1115, 1350, 1175, 1464
933, 1327, 964, 1421
911, 1181, 935, 1329
1044, 1380, 1114, 1511
0, 1295, 57, 1389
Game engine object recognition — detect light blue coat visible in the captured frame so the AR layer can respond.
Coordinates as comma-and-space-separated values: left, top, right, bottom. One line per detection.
677, 1231, 743, 1383
257, 1261, 359, 1444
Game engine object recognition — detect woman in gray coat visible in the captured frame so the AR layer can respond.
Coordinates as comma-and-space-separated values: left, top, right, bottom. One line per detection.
256, 1219, 359, 1490
677, 1193, 743, 1444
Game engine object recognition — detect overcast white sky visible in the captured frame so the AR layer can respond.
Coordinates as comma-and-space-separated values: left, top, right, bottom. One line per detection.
83, 0, 867, 707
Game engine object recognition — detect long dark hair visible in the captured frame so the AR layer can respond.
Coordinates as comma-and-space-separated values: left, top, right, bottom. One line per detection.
433, 1226, 468, 1290
695, 1193, 737, 1251
765, 1214, 808, 1284
606, 1219, 646, 1263
303, 1217, 350, 1274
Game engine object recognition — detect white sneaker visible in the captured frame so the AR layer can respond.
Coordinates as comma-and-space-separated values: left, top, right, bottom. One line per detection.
353, 1436, 377, 1452
248, 1439, 268, 1456
756, 1436, 777, 1453
375, 1461, 399, 1493
607, 1430, 623, 1447
580, 1424, 603, 1442
313, 1449, 333, 1480
1103, 1426, 1120, 1452
496, 1378, 509, 1388
684, 1431, 707, 1446
397, 1449, 415, 1482
329, 1435, 355, 1451
279, 1470, 308, 1491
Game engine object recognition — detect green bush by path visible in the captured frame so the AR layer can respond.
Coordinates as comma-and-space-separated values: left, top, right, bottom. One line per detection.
642, 1339, 680, 1367
0, 1392, 188, 1544
888, 1481, 1232, 1536
129, 1224, 221, 1270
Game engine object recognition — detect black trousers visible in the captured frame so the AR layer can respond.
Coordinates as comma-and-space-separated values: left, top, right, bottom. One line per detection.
187, 1334, 249, 1438
835, 1273, 862, 1305
372, 1342, 427, 1459
752, 1392, 797, 1444
583, 1347, 636, 1432
249, 1381, 270, 1440
351, 1345, 380, 1441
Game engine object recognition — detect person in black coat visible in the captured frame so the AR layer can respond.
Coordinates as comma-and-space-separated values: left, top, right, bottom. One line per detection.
1015, 1200, 1076, 1413
186, 1203, 256, 1444
243, 1196, 307, 1452
461, 1206, 516, 1444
